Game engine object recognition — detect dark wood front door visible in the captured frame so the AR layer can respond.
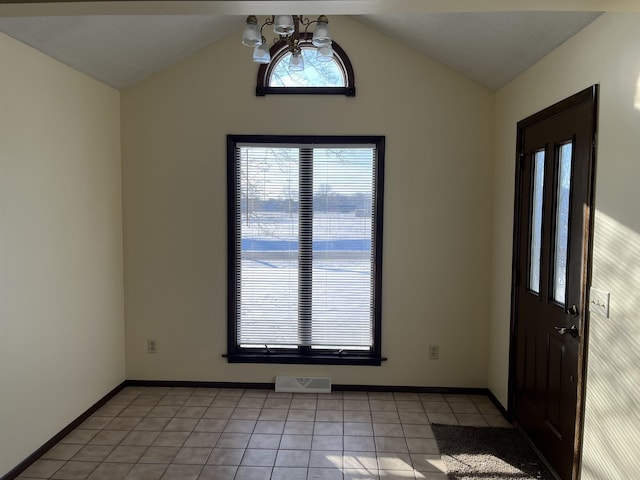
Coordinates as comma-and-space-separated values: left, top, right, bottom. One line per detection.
510, 86, 597, 480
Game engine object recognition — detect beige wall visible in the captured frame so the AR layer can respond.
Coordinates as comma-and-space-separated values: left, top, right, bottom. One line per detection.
121, 17, 495, 387
491, 13, 640, 479
0, 34, 125, 475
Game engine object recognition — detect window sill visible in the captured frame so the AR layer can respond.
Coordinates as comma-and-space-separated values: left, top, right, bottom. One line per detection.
256, 86, 356, 96
224, 352, 385, 366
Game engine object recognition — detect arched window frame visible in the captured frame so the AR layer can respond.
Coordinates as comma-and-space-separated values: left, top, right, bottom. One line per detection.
256, 33, 356, 97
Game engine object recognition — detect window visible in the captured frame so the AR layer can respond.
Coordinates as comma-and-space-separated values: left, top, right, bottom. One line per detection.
226, 135, 384, 365
269, 48, 345, 88
256, 35, 356, 96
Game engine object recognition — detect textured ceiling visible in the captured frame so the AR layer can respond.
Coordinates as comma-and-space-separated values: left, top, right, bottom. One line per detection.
358, 11, 602, 90
0, 15, 239, 89
0, 9, 601, 90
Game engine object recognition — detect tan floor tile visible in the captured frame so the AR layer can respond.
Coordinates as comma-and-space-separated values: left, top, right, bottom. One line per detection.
377, 452, 412, 471
401, 425, 433, 439
449, 403, 479, 414
373, 423, 404, 437
410, 453, 446, 472
183, 396, 213, 407
240, 448, 278, 466
41, 444, 83, 461
369, 400, 397, 412
425, 413, 458, 425
315, 411, 343, 422
421, 403, 452, 414
234, 466, 274, 480
206, 448, 245, 466
160, 464, 202, 479
444, 394, 472, 403
344, 468, 380, 479
217, 388, 244, 398
280, 434, 312, 450
20, 459, 66, 478
455, 414, 488, 427
86, 462, 133, 480
374, 437, 408, 453
215, 433, 251, 449
105, 445, 146, 463
258, 409, 288, 421
307, 467, 343, 480
88, 430, 128, 445
173, 447, 213, 465
310, 451, 343, 469
120, 431, 160, 446
131, 395, 162, 406
152, 432, 190, 447
60, 429, 100, 445
398, 412, 429, 425
51, 460, 99, 479
119, 405, 153, 417
184, 432, 221, 448
343, 411, 372, 423
123, 463, 167, 479
405, 438, 439, 454
223, 420, 256, 433
80, 417, 112, 430
371, 412, 400, 424
197, 465, 237, 480
248, 433, 282, 449
134, 418, 170, 432
72, 445, 115, 462
312, 435, 343, 451
138, 445, 179, 464
484, 414, 512, 427
270, 467, 307, 480
343, 436, 375, 452
254, 421, 285, 434
193, 419, 227, 433
275, 449, 310, 467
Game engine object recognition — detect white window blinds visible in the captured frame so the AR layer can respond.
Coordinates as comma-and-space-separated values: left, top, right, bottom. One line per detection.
230, 139, 381, 355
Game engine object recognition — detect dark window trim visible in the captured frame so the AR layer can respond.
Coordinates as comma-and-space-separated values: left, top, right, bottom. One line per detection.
256, 34, 356, 97
226, 135, 385, 365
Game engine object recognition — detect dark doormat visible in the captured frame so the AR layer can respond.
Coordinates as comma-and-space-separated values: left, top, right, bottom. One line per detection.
431, 424, 556, 480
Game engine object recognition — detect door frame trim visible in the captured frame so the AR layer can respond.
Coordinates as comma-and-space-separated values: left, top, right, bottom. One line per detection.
507, 85, 599, 480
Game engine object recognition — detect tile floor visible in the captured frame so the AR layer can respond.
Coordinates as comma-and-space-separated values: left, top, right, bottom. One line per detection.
17, 387, 511, 480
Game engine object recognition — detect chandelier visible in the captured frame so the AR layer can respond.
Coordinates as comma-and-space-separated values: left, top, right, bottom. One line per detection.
241, 15, 333, 71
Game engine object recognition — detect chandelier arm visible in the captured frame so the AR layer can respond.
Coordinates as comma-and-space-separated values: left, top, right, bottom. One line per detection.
300, 16, 317, 37
260, 15, 274, 37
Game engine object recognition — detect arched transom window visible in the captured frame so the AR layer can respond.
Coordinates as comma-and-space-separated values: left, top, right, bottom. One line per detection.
256, 35, 355, 96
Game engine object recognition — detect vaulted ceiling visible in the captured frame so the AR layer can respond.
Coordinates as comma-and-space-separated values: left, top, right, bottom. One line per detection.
0, 1, 621, 91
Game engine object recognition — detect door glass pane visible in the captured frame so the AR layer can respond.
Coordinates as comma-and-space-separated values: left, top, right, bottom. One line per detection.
529, 150, 545, 294
553, 142, 573, 304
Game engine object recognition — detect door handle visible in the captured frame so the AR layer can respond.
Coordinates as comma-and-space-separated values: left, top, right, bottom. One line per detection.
566, 304, 578, 316
554, 324, 579, 338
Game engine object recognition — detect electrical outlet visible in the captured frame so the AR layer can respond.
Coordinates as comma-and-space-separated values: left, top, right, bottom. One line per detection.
589, 288, 610, 318
428, 344, 439, 360
147, 339, 158, 353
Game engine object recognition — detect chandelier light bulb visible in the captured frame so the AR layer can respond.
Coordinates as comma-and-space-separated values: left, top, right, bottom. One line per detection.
288, 51, 305, 71
242, 16, 262, 47
312, 16, 332, 47
253, 38, 271, 64
274, 15, 295, 35
316, 45, 334, 62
